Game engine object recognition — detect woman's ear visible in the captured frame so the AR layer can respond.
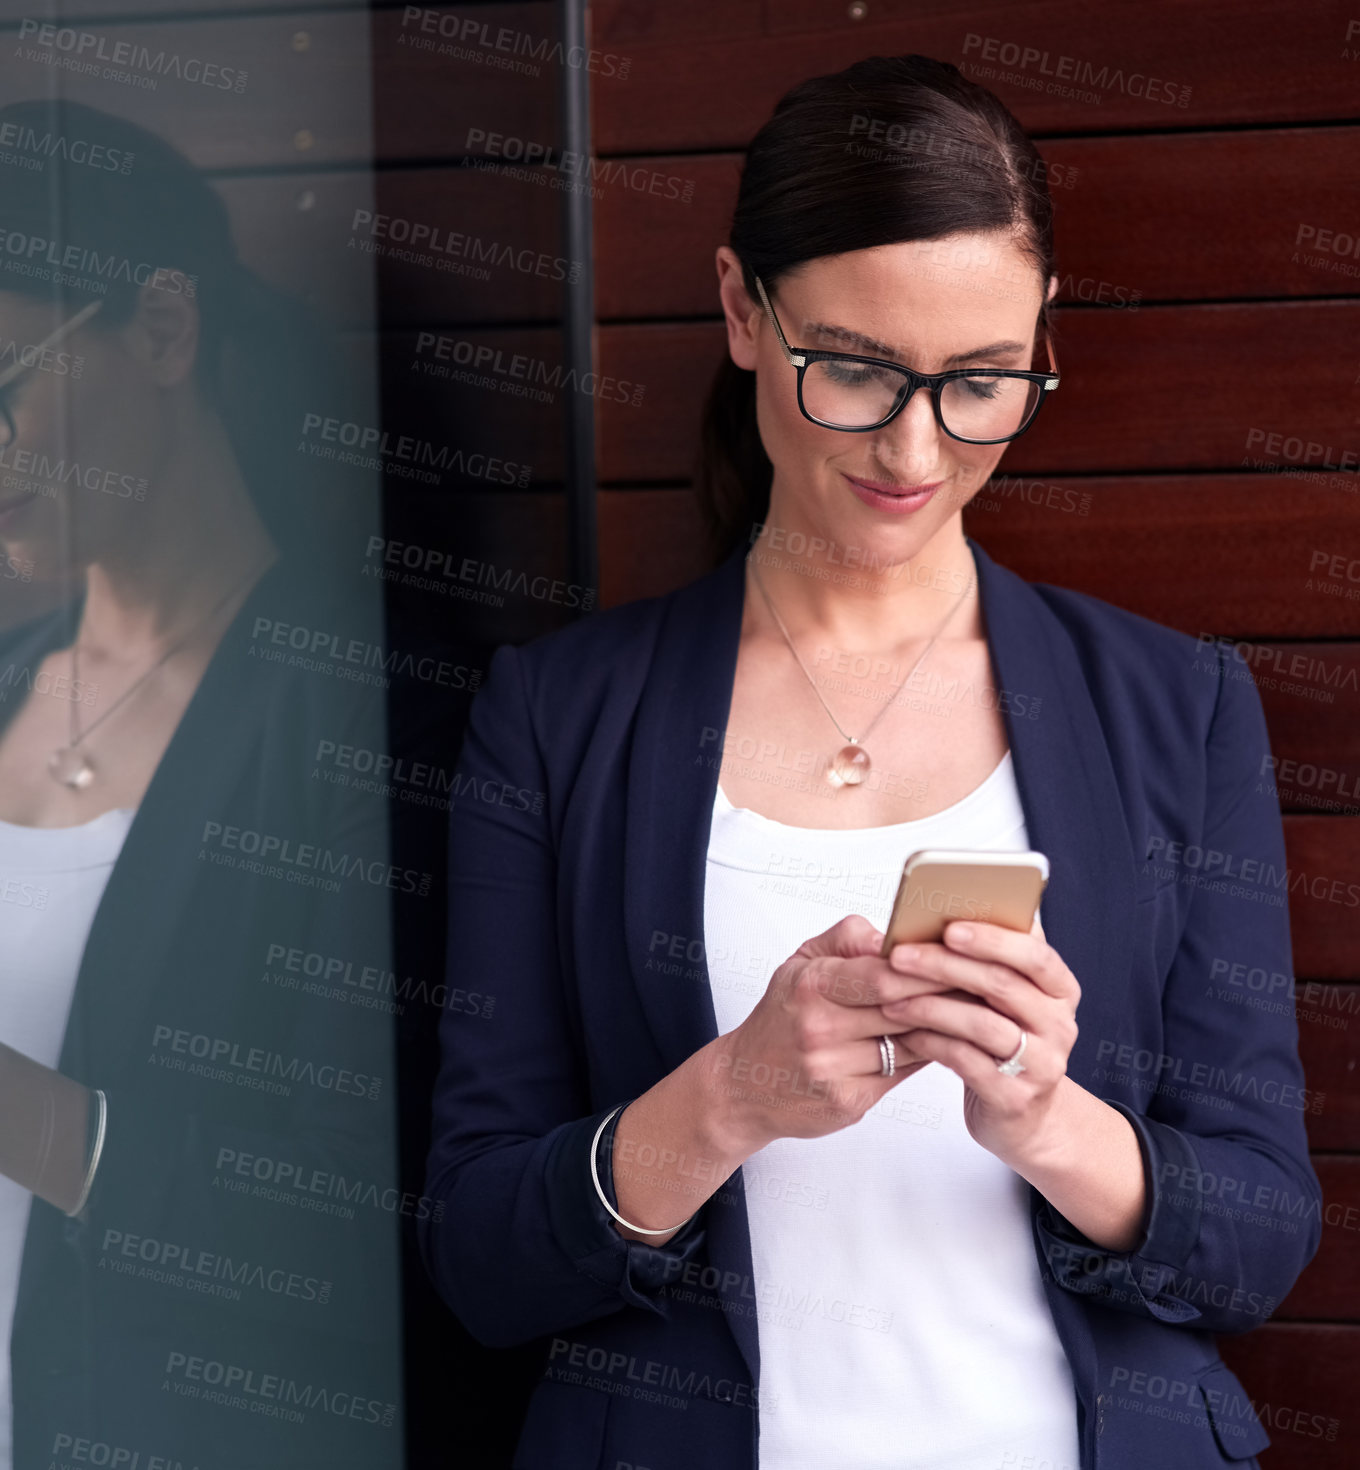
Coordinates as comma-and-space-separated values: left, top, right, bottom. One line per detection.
1045, 272, 1059, 306
715, 245, 762, 372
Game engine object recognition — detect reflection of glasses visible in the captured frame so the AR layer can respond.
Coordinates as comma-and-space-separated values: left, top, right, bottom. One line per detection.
0, 299, 103, 448
754, 274, 1059, 444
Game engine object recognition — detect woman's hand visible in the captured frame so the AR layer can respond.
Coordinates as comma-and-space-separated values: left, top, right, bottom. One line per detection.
703, 914, 950, 1156
877, 913, 1082, 1170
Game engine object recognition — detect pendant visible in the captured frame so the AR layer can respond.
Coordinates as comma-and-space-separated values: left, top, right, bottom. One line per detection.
827, 742, 870, 788
48, 745, 95, 790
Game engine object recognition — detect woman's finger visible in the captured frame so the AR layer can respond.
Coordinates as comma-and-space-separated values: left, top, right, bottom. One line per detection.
882, 944, 1049, 1026
941, 919, 1077, 1002
880, 992, 1026, 1061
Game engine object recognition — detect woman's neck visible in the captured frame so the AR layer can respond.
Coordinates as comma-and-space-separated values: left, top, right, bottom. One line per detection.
72, 419, 277, 660
745, 515, 981, 652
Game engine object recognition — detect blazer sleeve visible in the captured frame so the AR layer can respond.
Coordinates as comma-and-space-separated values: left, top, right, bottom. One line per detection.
418, 641, 706, 1351
1034, 640, 1324, 1333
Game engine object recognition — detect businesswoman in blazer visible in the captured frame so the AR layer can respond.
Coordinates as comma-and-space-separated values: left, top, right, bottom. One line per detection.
0, 101, 403, 1466
422, 55, 1321, 1470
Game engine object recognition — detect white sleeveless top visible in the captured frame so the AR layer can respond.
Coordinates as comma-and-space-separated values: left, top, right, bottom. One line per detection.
703, 753, 1081, 1470
0, 807, 135, 1470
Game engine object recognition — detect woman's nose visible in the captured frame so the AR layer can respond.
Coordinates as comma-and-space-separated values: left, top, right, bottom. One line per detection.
868, 384, 944, 480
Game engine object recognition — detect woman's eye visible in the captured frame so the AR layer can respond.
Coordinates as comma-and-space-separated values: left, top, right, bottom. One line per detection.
960, 375, 1004, 399
824, 361, 889, 388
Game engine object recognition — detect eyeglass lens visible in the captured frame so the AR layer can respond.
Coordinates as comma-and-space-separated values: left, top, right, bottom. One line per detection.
801, 358, 1041, 440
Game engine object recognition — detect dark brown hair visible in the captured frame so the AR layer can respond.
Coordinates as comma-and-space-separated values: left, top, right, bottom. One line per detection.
696, 54, 1057, 566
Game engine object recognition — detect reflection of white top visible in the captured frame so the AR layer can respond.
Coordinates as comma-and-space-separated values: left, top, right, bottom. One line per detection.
0, 807, 135, 1470
703, 753, 1081, 1470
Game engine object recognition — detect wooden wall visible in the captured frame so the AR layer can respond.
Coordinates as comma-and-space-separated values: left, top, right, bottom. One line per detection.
587, 3, 1360, 1466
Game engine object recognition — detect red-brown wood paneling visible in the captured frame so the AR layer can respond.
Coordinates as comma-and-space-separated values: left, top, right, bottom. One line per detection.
594, 1, 1360, 152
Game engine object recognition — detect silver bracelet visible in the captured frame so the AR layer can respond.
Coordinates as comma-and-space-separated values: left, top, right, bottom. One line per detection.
66, 1088, 107, 1218
589, 1104, 697, 1237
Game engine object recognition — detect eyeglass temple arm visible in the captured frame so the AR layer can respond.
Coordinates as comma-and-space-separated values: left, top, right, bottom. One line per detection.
753, 275, 805, 368
1042, 323, 1059, 390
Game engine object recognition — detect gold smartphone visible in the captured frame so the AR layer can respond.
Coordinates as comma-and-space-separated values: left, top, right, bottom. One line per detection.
879, 849, 1050, 956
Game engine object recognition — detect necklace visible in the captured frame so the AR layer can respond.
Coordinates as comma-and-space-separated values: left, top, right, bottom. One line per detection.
746, 546, 977, 788
47, 557, 272, 791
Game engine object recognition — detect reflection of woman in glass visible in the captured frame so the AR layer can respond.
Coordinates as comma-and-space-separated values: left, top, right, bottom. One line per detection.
0, 100, 402, 1466
423, 57, 1320, 1469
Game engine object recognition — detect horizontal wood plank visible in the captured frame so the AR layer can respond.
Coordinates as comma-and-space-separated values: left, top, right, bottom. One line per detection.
1221, 1324, 1354, 1467
221, 168, 570, 329
596, 305, 1360, 480
0, 11, 374, 170
595, 1, 1360, 152
594, 130, 1360, 320
962, 481, 1360, 638
1280, 1155, 1360, 1320
1285, 819, 1360, 986
0, 5, 562, 169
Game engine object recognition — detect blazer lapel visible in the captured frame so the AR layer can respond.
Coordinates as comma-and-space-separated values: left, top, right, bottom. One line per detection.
968, 538, 1141, 1083
57, 561, 293, 1087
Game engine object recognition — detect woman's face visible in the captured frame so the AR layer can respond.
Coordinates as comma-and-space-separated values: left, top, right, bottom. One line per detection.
0, 284, 191, 578
719, 231, 1054, 568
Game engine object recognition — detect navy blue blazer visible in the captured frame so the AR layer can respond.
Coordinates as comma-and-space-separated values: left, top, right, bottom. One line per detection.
421, 535, 1323, 1470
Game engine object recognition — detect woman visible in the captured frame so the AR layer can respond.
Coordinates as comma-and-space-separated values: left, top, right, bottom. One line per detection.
421, 55, 1321, 1470
0, 99, 404, 1466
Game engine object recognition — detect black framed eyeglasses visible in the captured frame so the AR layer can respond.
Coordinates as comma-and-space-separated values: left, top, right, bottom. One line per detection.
753, 274, 1059, 444
0, 298, 103, 449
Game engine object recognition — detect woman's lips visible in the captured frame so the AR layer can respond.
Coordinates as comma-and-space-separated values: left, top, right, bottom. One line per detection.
842, 472, 942, 514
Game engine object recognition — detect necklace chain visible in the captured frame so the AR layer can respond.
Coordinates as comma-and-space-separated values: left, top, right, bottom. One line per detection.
66, 556, 272, 752
745, 546, 978, 749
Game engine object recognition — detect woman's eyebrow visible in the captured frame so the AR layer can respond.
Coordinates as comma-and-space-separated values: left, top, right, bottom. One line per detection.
802, 320, 1027, 365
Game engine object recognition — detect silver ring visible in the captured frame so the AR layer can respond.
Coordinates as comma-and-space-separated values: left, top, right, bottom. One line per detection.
996, 1027, 1028, 1077
878, 1035, 895, 1078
